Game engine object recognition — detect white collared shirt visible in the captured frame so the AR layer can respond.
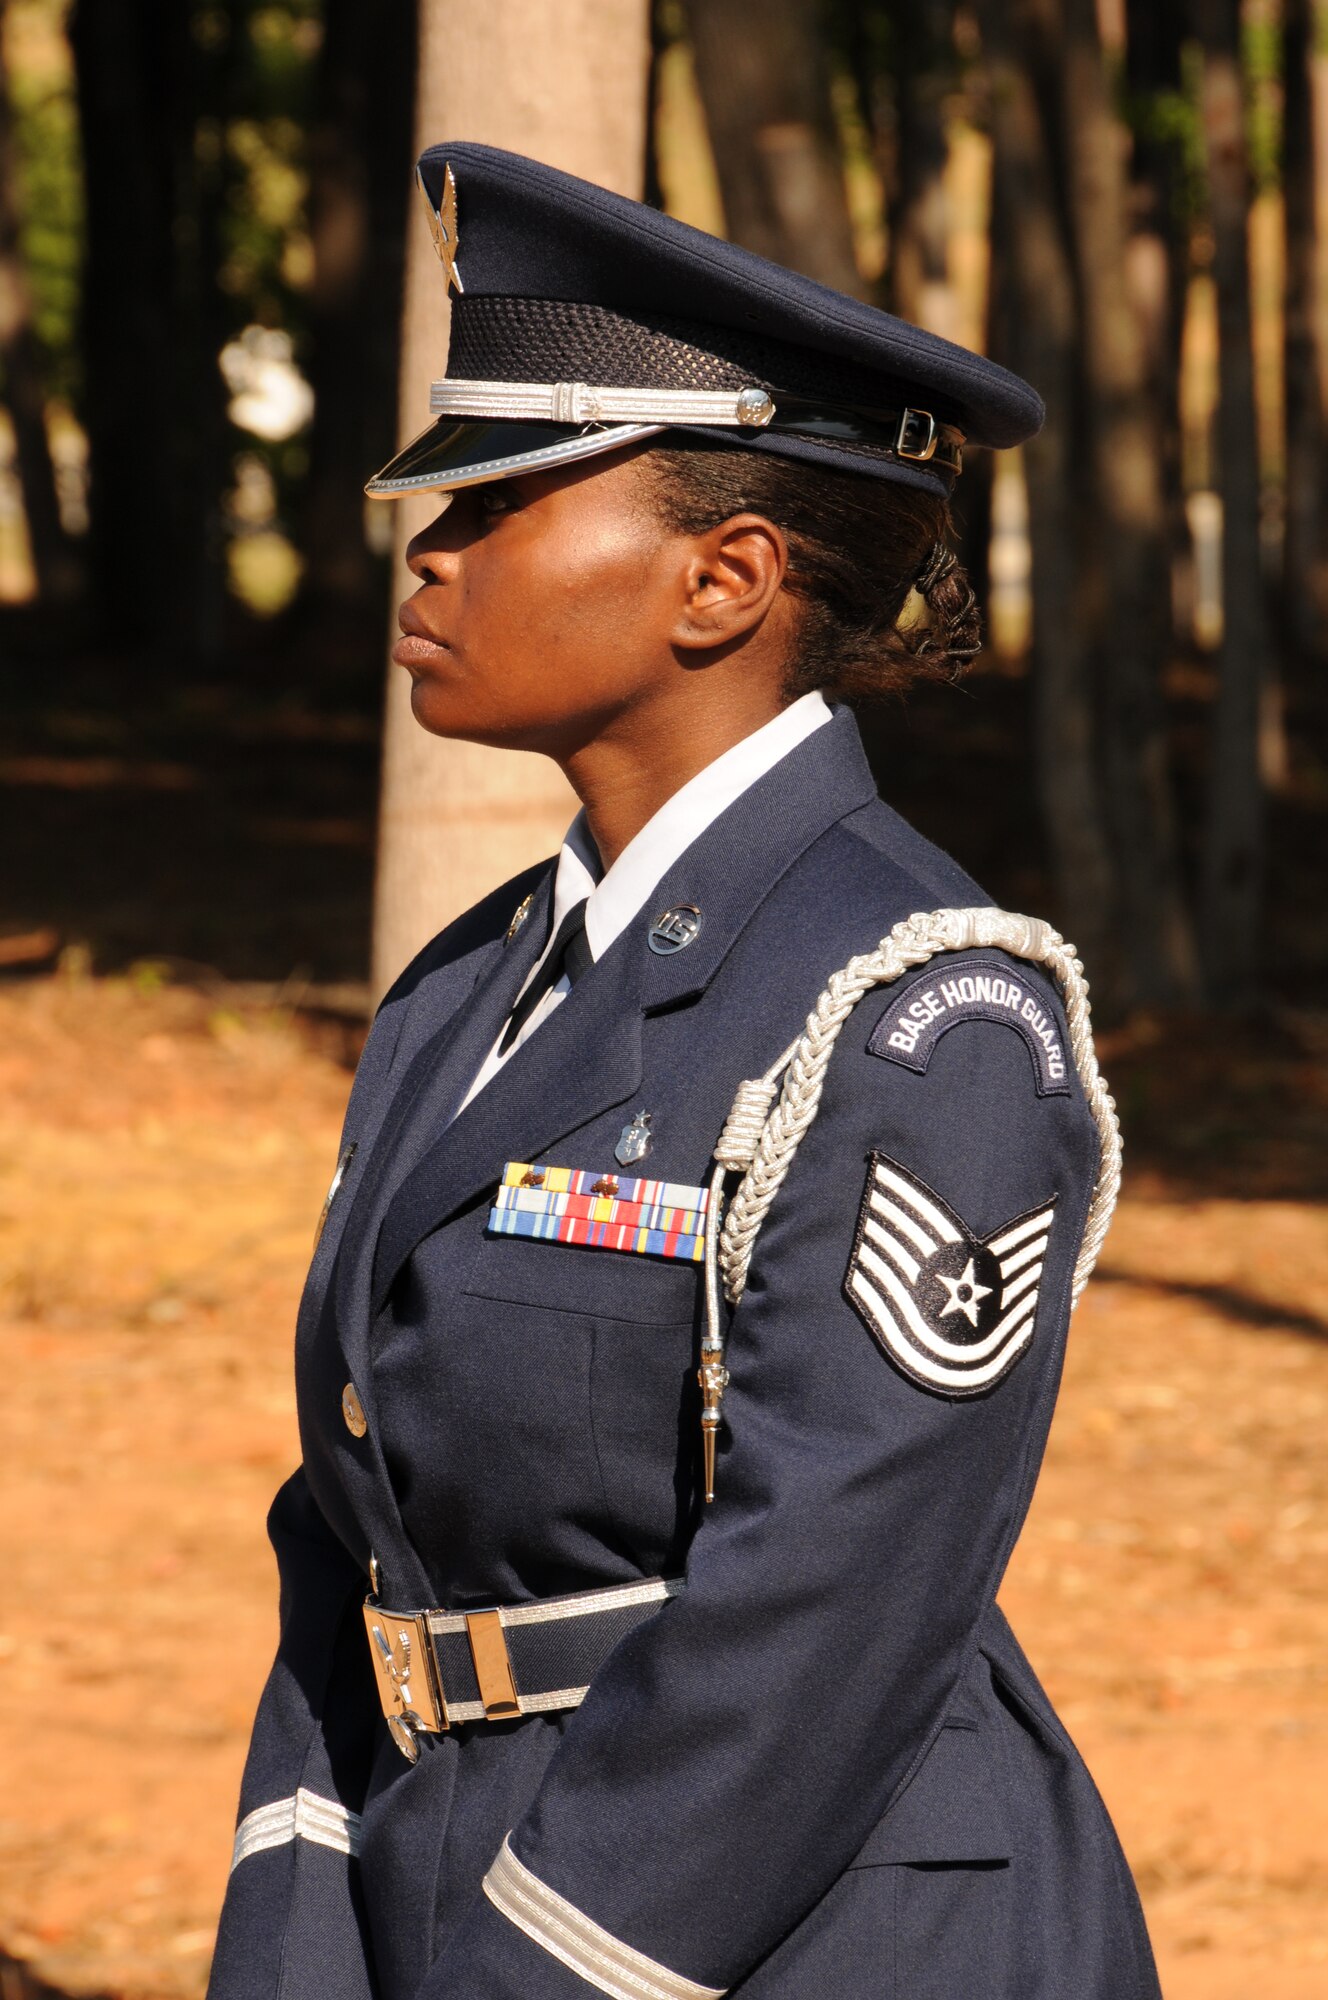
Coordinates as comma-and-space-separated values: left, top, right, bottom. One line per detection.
454, 690, 832, 1118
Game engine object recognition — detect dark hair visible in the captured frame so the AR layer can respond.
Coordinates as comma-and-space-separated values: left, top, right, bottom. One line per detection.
642, 440, 982, 703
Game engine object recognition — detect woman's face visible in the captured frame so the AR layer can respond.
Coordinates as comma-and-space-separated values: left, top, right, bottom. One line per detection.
394, 448, 697, 757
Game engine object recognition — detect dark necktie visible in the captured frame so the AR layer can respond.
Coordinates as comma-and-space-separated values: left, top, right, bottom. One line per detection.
497, 898, 593, 1054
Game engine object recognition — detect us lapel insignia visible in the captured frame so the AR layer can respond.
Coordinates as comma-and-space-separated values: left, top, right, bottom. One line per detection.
845, 1153, 1057, 1397
505, 892, 534, 943
648, 904, 702, 955
489, 1162, 709, 1263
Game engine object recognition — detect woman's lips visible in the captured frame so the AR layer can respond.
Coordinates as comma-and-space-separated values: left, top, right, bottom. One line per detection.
392, 631, 450, 668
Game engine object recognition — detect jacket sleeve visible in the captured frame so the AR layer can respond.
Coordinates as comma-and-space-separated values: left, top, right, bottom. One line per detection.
207, 1468, 380, 2000
420, 977, 1101, 1999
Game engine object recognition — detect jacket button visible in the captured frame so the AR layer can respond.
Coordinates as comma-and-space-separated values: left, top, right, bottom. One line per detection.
341, 1382, 367, 1437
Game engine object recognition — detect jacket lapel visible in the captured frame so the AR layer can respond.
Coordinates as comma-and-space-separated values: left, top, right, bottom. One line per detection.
369, 930, 646, 1312
364, 705, 880, 1315
331, 869, 556, 1339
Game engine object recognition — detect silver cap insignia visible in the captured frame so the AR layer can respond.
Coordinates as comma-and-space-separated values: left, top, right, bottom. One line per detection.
417, 161, 465, 296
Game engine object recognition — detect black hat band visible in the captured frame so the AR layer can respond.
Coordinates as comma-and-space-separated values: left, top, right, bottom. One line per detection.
442, 294, 967, 477
427, 377, 962, 476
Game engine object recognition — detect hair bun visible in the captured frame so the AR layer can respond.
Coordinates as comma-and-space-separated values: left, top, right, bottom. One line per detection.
914, 541, 957, 595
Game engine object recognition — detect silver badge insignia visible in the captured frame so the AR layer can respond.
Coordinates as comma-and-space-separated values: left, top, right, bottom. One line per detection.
648, 905, 702, 955
615, 1110, 654, 1166
844, 1154, 1057, 1397
417, 161, 465, 295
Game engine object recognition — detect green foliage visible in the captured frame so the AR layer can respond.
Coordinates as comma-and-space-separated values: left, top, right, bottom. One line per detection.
127, 959, 173, 995
652, 1, 688, 49
5, 35, 83, 399
222, 114, 313, 311
218, 4, 321, 328
822, 0, 895, 84
1123, 53, 1210, 232
210, 4, 323, 578
1127, 20, 1282, 232
4, 0, 324, 577
1243, 6, 1282, 194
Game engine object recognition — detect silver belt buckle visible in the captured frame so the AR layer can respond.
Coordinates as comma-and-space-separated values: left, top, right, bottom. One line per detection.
363, 1602, 447, 1762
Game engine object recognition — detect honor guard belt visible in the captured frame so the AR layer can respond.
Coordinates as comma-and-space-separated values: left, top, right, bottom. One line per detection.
364, 1575, 684, 1761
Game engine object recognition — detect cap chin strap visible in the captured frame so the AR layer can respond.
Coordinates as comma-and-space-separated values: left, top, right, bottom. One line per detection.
429, 378, 964, 474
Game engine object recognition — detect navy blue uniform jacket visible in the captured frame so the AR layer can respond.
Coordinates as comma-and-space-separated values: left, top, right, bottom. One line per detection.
209, 708, 1160, 1999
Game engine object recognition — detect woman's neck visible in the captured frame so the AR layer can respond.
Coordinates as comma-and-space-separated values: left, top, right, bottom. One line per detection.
560, 681, 793, 869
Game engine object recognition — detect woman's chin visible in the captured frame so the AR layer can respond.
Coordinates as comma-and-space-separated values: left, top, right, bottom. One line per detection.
407, 679, 521, 747
409, 682, 470, 737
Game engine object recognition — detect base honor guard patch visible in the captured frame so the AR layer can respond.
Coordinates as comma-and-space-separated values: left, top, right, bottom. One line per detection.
845, 1154, 1057, 1397
488, 1163, 709, 1263
868, 959, 1071, 1096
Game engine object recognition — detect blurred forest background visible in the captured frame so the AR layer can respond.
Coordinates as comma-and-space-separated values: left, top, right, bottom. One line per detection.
0, 0, 1325, 1013
1, 4, 1326, 1999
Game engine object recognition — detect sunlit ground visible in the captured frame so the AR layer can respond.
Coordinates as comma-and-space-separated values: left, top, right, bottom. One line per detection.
0, 974, 1325, 1999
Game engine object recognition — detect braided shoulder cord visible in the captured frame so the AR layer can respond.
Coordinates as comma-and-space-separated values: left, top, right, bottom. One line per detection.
692, 907, 1119, 1503
710, 907, 1121, 1310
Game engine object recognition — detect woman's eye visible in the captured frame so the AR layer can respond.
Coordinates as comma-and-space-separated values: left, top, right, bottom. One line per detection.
478, 483, 519, 517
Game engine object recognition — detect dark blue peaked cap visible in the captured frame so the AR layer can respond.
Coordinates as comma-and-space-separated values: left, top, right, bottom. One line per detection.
366, 142, 1044, 504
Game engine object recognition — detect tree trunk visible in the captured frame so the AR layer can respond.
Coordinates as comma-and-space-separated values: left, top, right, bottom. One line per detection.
643, 0, 670, 211
1193, 0, 1269, 1004
883, 0, 958, 336
297, 0, 416, 674
1282, 0, 1327, 665
70, 0, 233, 660
977, 0, 1118, 993
683, 0, 863, 293
167, 5, 234, 668
0, 17, 80, 606
1312, 13, 1328, 575
69, 0, 181, 646
1125, 0, 1193, 671
1058, 0, 1198, 1002
371, 0, 651, 998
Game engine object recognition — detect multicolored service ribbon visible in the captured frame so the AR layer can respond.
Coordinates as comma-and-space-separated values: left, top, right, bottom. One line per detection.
488, 1163, 710, 1263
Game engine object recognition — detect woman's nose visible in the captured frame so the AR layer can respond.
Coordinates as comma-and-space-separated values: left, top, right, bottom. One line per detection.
404, 501, 463, 583
405, 536, 460, 585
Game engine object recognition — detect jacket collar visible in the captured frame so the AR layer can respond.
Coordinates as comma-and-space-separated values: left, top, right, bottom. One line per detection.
635, 700, 878, 1009
360, 704, 878, 1316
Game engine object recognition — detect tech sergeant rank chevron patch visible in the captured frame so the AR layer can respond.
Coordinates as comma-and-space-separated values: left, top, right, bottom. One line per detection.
844, 1154, 1058, 1397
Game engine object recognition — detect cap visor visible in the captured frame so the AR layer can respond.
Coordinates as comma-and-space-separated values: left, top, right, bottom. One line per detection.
364, 417, 663, 498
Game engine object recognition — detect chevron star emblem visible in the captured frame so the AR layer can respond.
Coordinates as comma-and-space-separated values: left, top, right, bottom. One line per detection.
844, 1153, 1058, 1397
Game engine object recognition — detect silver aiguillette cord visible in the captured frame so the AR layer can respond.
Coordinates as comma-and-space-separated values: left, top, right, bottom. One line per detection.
699, 1162, 730, 1504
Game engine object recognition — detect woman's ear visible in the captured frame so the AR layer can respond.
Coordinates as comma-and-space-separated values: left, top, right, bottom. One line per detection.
671, 513, 788, 653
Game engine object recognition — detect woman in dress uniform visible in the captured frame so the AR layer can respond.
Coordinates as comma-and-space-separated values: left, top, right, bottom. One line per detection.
209, 145, 1160, 2000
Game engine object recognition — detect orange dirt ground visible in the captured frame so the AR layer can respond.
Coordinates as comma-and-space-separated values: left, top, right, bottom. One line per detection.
1, 974, 1325, 1999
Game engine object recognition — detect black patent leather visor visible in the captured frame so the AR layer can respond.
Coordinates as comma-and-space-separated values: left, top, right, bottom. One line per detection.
364, 417, 665, 498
